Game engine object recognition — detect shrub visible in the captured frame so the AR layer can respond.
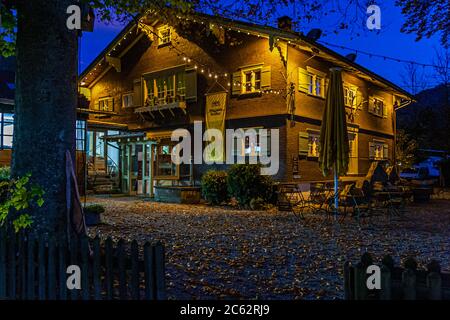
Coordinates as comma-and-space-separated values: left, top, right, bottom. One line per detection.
201, 170, 229, 205
0, 166, 10, 182
84, 204, 105, 215
227, 164, 276, 208
0, 173, 45, 232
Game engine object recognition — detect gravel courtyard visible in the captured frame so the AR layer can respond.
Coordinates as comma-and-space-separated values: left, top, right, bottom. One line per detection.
86, 196, 450, 300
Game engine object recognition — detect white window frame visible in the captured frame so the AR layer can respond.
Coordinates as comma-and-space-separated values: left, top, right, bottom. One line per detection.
241, 66, 262, 94
369, 95, 385, 117
98, 97, 113, 112
344, 84, 358, 109
157, 25, 171, 46
370, 140, 388, 160
306, 67, 326, 98
122, 92, 133, 108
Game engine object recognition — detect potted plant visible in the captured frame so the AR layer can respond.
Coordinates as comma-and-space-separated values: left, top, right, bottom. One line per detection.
84, 204, 105, 226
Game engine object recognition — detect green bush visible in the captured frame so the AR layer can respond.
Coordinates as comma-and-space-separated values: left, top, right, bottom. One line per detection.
0, 166, 10, 182
201, 170, 229, 205
0, 173, 44, 232
227, 164, 276, 208
84, 204, 105, 214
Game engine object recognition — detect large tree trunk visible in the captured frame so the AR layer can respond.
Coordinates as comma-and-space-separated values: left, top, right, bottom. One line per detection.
13, 0, 78, 235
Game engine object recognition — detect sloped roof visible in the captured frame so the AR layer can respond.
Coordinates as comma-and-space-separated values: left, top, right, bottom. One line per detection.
80, 11, 415, 101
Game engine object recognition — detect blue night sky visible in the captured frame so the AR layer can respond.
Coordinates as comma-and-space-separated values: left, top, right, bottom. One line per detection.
79, 1, 444, 94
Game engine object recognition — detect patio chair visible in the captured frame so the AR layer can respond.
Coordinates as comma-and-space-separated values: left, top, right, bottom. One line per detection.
338, 183, 372, 223
308, 182, 331, 215
276, 184, 310, 219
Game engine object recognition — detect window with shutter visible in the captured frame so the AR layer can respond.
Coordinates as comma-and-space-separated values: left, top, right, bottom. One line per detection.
369, 96, 385, 117
97, 97, 114, 112
369, 140, 388, 160
298, 67, 326, 97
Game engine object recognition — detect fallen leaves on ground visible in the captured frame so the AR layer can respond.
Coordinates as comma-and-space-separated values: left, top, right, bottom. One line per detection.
86, 196, 450, 300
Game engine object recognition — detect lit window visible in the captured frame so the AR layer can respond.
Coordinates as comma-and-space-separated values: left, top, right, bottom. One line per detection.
242, 67, 262, 94
369, 141, 388, 160
308, 132, 320, 158
158, 26, 171, 46
97, 97, 113, 112
369, 96, 385, 117
0, 113, 14, 149
146, 71, 186, 107
76, 120, 86, 152
299, 67, 326, 97
344, 86, 357, 108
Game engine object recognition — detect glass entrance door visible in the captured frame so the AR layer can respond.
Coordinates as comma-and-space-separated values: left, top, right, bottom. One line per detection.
120, 141, 154, 196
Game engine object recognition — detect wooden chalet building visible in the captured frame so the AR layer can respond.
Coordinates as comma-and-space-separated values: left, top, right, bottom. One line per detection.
3, 11, 415, 200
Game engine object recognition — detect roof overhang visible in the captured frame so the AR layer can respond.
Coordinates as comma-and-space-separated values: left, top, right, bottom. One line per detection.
79, 9, 415, 102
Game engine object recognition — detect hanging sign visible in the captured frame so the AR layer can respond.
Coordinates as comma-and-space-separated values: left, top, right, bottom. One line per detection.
205, 92, 227, 163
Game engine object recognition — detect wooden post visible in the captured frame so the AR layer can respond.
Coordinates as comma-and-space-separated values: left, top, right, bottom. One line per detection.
27, 235, 35, 300
130, 240, 140, 300
69, 238, 79, 300
117, 239, 127, 299
47, 237, 56, 300
105, 237, 114, 300
154, 241, 166, 300
92, 237, 101, 300
38, 235, 46, 300
143, 242, 155, 300
380, 265, 392, 300
80, 236, 90, 300
58, 237, 67, 300
0, 228, 6, 299
402, 258, 417, 300
343, 261, 351, 300
380, 255, 394, 300
427, 260, 442, 300
8, 229, 16, 299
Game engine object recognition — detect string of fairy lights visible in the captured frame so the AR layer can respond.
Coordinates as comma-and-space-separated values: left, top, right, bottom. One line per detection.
82, 11, 445, 96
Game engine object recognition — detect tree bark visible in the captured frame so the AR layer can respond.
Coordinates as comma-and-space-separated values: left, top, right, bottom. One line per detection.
13, 0, 78, 235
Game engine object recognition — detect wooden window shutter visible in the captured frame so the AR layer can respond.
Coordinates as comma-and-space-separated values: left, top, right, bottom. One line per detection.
382, 102, 388, 118
368, 97, 374, 114
107, 97, 114, 111
232, 71, 242, 96
133, 78, 142, 107
298, 67, 309, 93
261, 66, 271, 90
185, 68, 197, 101
369, 142, 375, 159
299, 132, 309, 156
383, 144, 389, 159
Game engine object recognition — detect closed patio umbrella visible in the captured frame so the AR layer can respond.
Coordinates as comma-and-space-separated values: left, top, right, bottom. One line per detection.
319, 68, 350, 218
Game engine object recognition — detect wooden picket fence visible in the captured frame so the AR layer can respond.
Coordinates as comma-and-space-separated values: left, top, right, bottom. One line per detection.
0, 228, 166, 300
344, 253, 450, 300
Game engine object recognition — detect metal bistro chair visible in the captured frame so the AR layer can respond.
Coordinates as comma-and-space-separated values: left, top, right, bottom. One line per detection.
276, 183, 310, 220
338, 183, 373, 223
308, 182, 331, 216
